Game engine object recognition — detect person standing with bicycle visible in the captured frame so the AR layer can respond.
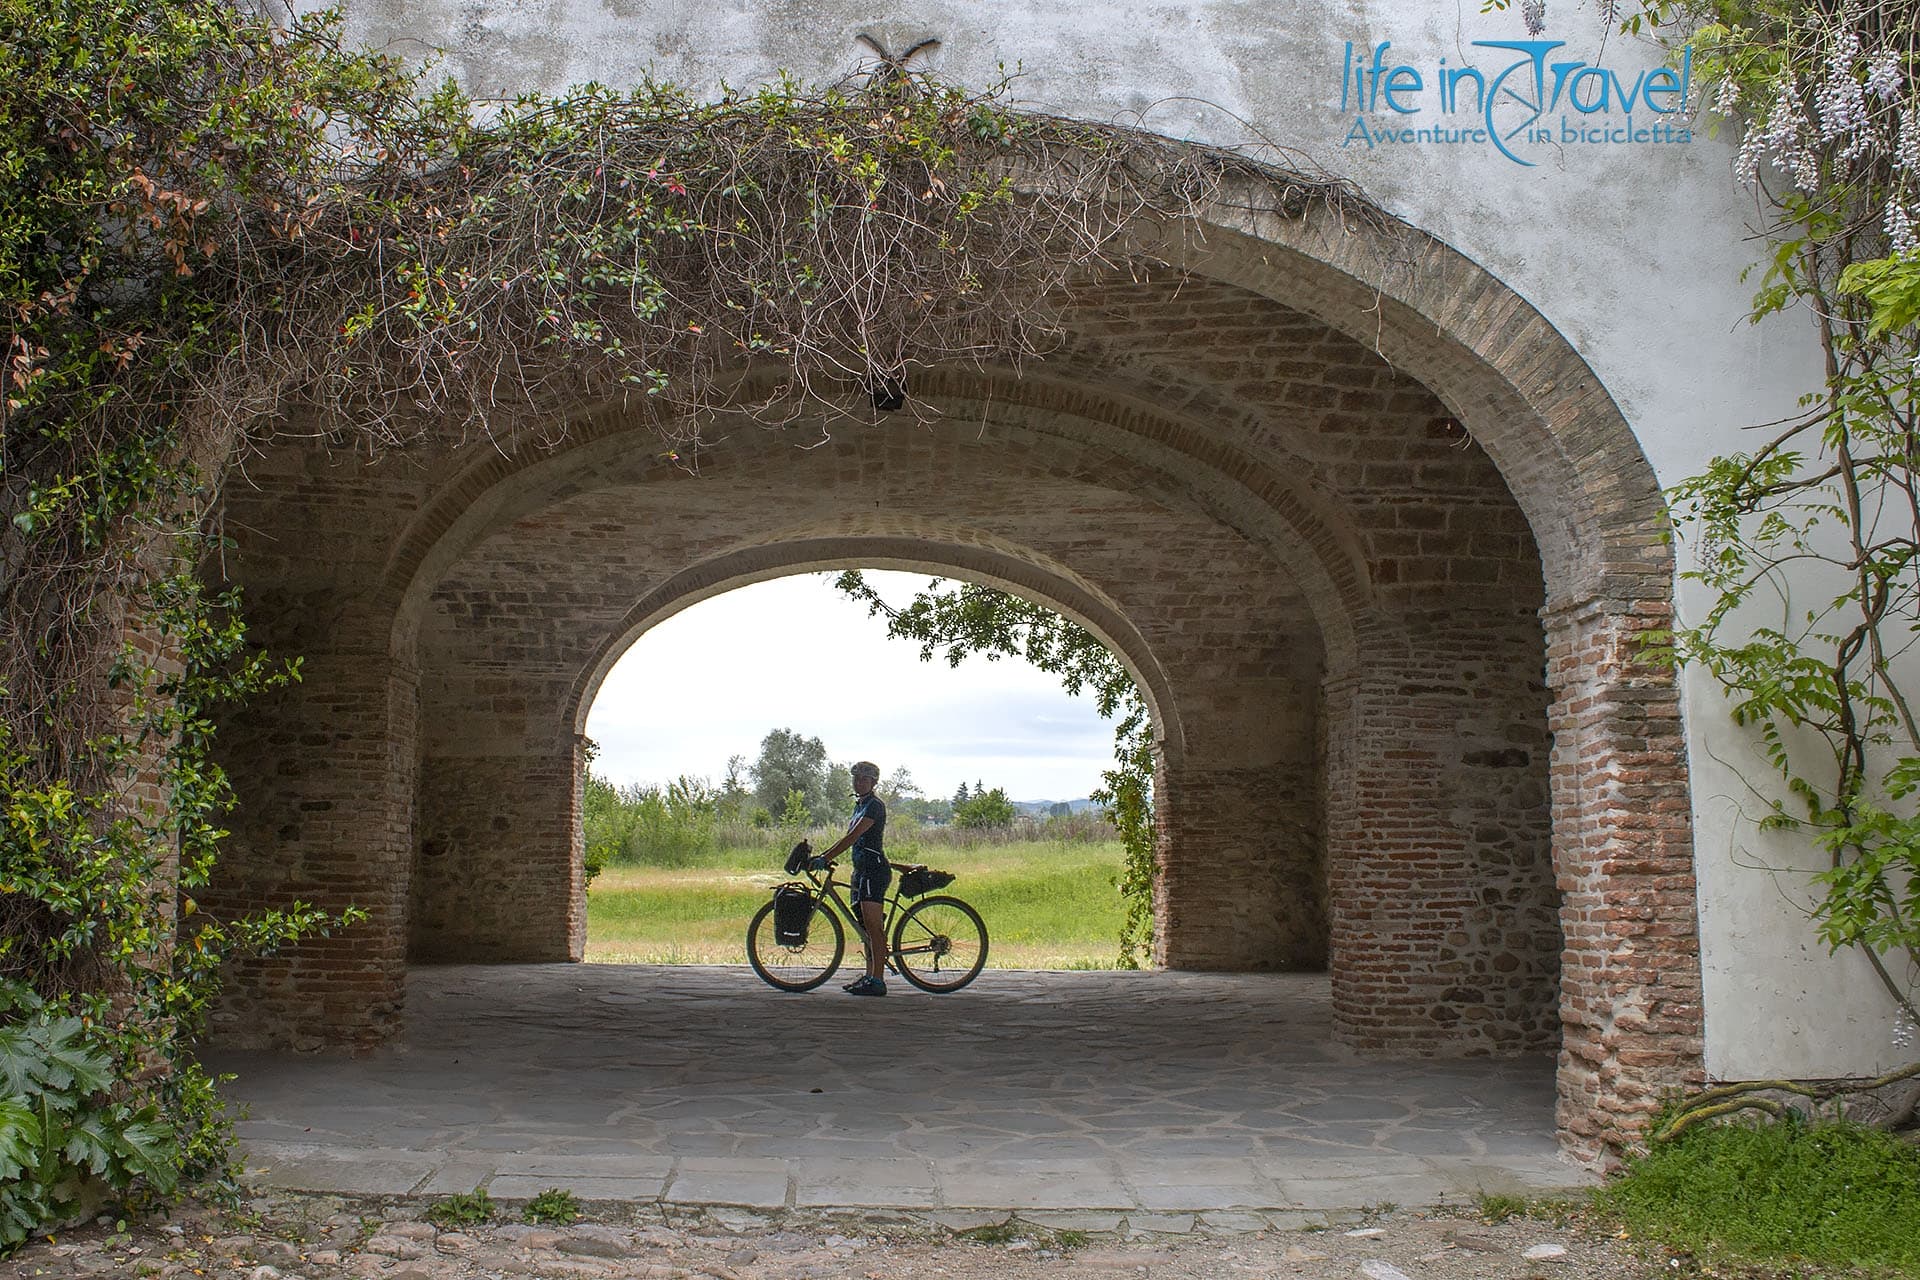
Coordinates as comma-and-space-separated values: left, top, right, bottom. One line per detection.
817, 760, 889, 996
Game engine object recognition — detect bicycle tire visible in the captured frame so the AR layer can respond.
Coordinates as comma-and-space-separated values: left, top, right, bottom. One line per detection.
889, 895, 989, 993
747, 895, 845, 991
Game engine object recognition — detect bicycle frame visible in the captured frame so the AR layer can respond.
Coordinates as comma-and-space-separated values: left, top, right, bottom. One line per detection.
792, 860, 965, 973
792, 860, 902, 951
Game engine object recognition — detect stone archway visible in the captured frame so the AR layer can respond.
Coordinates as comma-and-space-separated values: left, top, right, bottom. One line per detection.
204, 192, 1697, 1163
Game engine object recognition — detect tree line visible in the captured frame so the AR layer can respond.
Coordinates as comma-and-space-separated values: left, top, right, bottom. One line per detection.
583, 726, 1050, 877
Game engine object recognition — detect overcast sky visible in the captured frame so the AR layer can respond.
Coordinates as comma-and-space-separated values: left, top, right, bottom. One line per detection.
582, 571, 1114, 803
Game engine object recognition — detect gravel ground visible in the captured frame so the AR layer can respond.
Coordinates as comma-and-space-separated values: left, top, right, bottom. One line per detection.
0, 1193, 1674, 1280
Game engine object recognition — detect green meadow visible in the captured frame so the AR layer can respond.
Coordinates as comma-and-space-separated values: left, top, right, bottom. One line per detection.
585, 838, 1128, 969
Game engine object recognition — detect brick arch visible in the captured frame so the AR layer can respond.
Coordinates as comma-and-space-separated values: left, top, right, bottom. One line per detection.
1147, 203, 1698, 1160
211, 174, 1693, 1163
563, 534, 1188, 768
381, 366, 1382, 669
1146, 206, 1664, 615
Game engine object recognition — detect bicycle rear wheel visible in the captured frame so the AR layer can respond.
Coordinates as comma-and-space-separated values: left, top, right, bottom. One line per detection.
747, 895, 845, 991
890, 895, 988, 993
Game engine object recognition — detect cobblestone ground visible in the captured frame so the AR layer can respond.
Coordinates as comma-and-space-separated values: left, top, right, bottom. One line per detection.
1, 1193, 1666, 1280
212, 968, 1589, 1212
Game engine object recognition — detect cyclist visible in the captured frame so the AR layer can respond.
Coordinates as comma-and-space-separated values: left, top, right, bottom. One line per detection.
817, 760, 889, 996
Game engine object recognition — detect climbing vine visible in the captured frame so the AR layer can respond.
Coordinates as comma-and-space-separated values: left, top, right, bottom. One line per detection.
1619, 0, 1920, 1128
2, 0, 1384, 1237
833, 572, 1158, 965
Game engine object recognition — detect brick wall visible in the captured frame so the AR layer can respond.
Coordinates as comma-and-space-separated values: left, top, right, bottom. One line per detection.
205, 220, 1696, 1161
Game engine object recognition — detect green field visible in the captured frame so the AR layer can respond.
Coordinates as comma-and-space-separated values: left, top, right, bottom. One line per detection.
585, 839, 1128, 969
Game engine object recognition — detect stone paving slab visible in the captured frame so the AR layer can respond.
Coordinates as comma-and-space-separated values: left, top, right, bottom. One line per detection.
210, 965, 1599, 1215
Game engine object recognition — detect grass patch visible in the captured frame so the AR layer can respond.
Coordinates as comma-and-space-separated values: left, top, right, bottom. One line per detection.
1476, 1191, 1527, 1223
523, 1188, 583, 1224
425, 1188, 495, 1228
1593, 1114, 1920, 1276
585, 839, 1128, 969
954, 1219, 1021, 1244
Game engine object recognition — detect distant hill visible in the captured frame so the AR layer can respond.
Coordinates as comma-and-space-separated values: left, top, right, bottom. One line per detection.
1011, 798, 1099, 816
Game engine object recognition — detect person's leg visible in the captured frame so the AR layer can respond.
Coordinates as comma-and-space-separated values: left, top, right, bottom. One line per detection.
860, 900, 887, 980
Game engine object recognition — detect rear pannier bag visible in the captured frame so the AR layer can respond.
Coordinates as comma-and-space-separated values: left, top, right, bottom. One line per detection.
898, 866, 955, 898
772, 883, 813, 946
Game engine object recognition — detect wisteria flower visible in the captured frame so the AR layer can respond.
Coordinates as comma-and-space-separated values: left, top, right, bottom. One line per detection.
1865, 50, 1903, 101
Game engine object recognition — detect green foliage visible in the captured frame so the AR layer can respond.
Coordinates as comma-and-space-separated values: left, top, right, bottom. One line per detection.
833, 571, 1156, 965
0, 999, 177, 1250
521, 1188, 582, 1224
425, 1188, 495, 1228
1839, 254, 1920, 341
1594, 1114, 1920, 1273
583, 770, 721, 868
1632, 0, 1920, 1030
953, 787, 1016, 829
954, 1219, 1021, 1244
777, 789, 814, 833
0, 562, 361, 1250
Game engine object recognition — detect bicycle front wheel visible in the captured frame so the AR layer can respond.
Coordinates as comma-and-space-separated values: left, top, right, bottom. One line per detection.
747, 896, 845, 992
890, 895, 989, 993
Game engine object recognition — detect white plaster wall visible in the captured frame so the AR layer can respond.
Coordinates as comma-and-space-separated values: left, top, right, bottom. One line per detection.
321, 0, 1909, 1077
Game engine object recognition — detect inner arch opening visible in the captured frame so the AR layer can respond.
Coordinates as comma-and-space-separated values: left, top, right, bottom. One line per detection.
575, 569, 1137, 970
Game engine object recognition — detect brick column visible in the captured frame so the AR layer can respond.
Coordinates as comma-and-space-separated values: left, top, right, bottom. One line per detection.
207, 649, 419, 1051
1323, 648, 1561, 1057
1155, 762, 1325, 970
410, 738, 585, 962
1545, 598, 1703, 1162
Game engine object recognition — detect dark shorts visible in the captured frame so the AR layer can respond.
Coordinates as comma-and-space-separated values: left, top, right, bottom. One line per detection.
850, 850, 891, 907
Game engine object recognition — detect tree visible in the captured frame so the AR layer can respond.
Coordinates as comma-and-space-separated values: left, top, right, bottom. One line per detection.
750, 729, 830, 821
823, 761, 854, 824
954, 786, 1016, 829
953, 781, 971, 806
778, 789, 813, 832
1049, 801, 1072, 819
717, 754, 752, 820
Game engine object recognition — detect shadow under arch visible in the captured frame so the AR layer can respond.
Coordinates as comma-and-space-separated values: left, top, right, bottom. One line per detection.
565, 534, 1188, 770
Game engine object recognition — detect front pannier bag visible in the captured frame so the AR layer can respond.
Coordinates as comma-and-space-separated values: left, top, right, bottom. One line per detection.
771, 883, 813, 946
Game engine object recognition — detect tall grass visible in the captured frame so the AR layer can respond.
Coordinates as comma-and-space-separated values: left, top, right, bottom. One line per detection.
585, 834, 1128, 969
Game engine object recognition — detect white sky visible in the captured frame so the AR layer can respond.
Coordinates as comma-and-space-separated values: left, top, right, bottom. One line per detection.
582, 571, 1113, 803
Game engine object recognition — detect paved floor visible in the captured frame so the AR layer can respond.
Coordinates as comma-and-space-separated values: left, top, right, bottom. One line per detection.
209, 965, 1594, 1220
